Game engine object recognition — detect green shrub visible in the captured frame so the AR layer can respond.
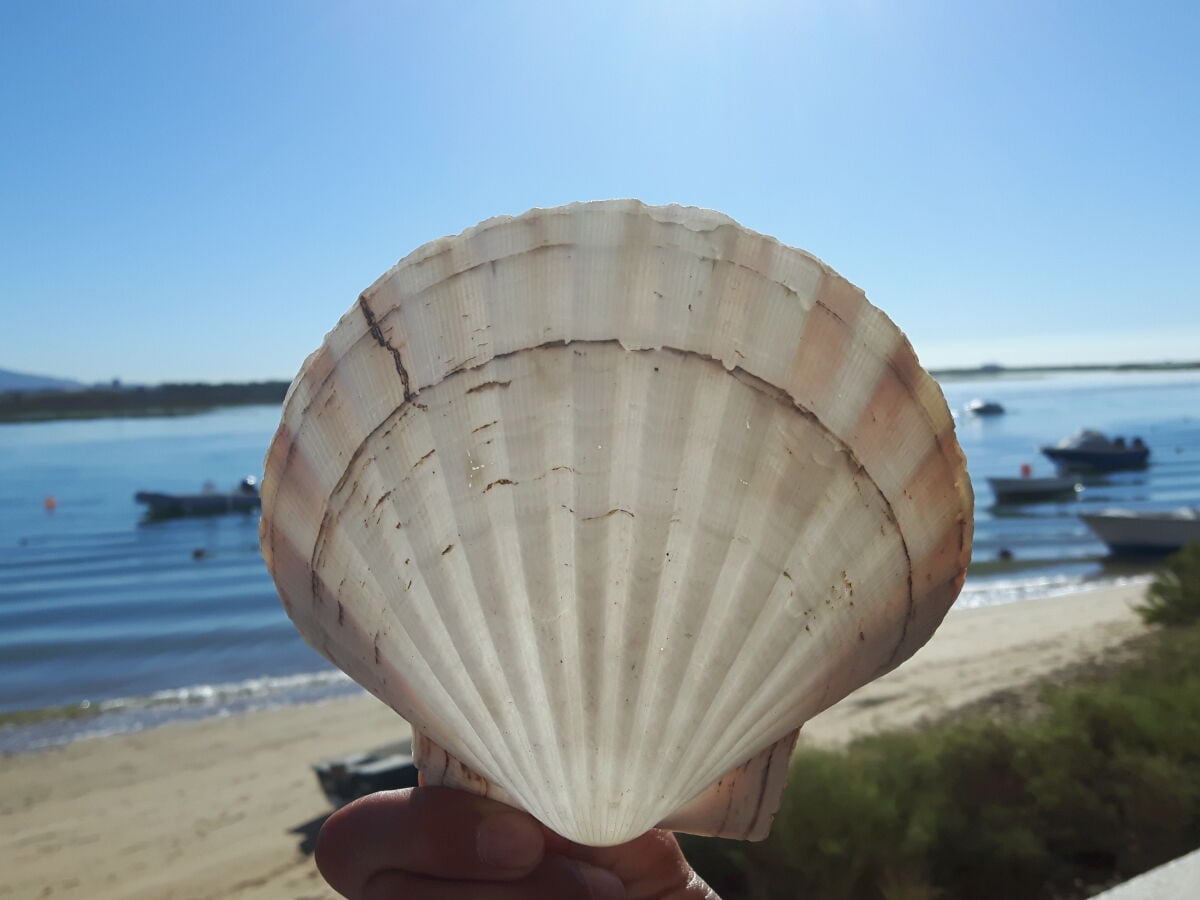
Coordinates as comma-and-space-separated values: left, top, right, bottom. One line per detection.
682, 624, 1200, 900
1137, 542, 1200, 626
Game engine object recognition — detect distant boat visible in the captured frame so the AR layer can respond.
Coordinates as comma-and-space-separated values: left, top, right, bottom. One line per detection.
1081, 508, 1200, 555
965, 398, 1005, 416
988, 474, 1082, 503
1040, 429, 1150, 470
135, 477, 261, 519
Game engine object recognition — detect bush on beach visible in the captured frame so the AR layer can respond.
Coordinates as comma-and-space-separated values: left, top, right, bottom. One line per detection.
1136, 542, 1200, 626
681, 550, 1200, 899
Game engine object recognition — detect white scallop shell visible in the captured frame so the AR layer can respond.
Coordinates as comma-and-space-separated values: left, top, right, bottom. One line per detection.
260, 200, 972, 847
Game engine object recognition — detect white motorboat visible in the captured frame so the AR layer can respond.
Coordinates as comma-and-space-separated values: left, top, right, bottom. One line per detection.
1080, 508, 1200, 555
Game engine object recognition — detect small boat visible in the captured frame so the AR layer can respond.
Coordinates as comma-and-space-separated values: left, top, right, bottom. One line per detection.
1040, 429, 1150, 470
965, 398, 1005, 416
135, 477, 261, 519
988, 474, 1082, 503
1081, 508, 1200, 555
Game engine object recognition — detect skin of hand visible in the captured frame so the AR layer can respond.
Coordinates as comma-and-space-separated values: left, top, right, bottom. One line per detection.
315, 785, 721, 900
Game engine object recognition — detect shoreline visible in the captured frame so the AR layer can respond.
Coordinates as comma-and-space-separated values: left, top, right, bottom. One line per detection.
0, 583, 1149, 899
0, 573, 1155, 756
3, 362, 1197, 424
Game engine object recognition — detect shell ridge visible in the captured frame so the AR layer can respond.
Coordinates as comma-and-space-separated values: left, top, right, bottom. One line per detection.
590, 349, 692, 841
616, 370, 751, 835
379, 491, 525, 789
653, 414, 838, 804
665, 431, 900, 800
642, 373, 784, 817
417, 404, 559, 816
604, 353, 703, 840
293, 542, 470, 764
566, 348, 633, 842
307, 409, 407, 612
312, 402, 534, 794
581, 346, 640, 843
599, 354, 655, 843
281, 316, 373, 447
764, 360, 921, 685
281, 305, 369, 426
548, 357, 589, 836
490, 372, 580, 830
615, 382, 717, 804
678, 479, 907, 784
307, 452, 517, 785
711, 580, 869, 761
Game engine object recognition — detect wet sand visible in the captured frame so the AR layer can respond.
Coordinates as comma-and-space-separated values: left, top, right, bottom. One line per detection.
0, 583, 1147, 900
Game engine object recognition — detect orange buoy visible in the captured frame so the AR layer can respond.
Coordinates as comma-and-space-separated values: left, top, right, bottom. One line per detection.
44, 496, 57, 512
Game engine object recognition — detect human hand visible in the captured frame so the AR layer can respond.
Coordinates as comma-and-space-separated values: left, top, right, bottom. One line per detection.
315, 785, 720, 899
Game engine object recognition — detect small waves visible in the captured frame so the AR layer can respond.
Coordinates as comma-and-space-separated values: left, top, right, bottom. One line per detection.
0, 668, 361, 754
956, 570, 1154, 610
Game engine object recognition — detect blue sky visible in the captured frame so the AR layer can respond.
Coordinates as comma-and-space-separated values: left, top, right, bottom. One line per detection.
2, 1, 1197, 384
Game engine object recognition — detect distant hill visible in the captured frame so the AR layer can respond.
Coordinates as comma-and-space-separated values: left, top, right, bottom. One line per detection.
0, 367, 86, 394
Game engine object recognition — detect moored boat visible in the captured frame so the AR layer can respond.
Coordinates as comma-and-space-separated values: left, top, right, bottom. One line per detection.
1041, 429, 1149, 470
988, 475, 1082, 503
135, 477, 261, 519
1080, 508, 1200, 555
966, 398, 1005, 416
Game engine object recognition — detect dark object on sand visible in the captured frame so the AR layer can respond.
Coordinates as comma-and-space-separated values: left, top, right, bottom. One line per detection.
314, 740, 419, 807
135, 477, 261, 519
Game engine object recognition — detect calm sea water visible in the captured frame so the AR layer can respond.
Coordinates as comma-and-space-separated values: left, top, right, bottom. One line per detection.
1, 370, 1198, 751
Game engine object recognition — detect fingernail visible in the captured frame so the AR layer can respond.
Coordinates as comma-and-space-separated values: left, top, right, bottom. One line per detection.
570, 860, 626, 900
476, 812, 543, 869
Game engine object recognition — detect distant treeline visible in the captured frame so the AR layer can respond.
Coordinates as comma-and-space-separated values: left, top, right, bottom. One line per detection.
931, 360, 1200, 379
0, 381, 291, 423
2, 360, 1198, 423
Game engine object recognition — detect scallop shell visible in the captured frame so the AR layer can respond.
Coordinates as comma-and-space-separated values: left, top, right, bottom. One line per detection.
260, 200, 972, 847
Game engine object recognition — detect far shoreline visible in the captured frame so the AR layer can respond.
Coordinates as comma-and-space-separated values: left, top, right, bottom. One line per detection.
933, 359, 1200, 381
2, 361, 1198, 424
0, 381, 290, 424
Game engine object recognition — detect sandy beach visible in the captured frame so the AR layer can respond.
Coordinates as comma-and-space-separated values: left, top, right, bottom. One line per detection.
1, 584, 1149, 900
